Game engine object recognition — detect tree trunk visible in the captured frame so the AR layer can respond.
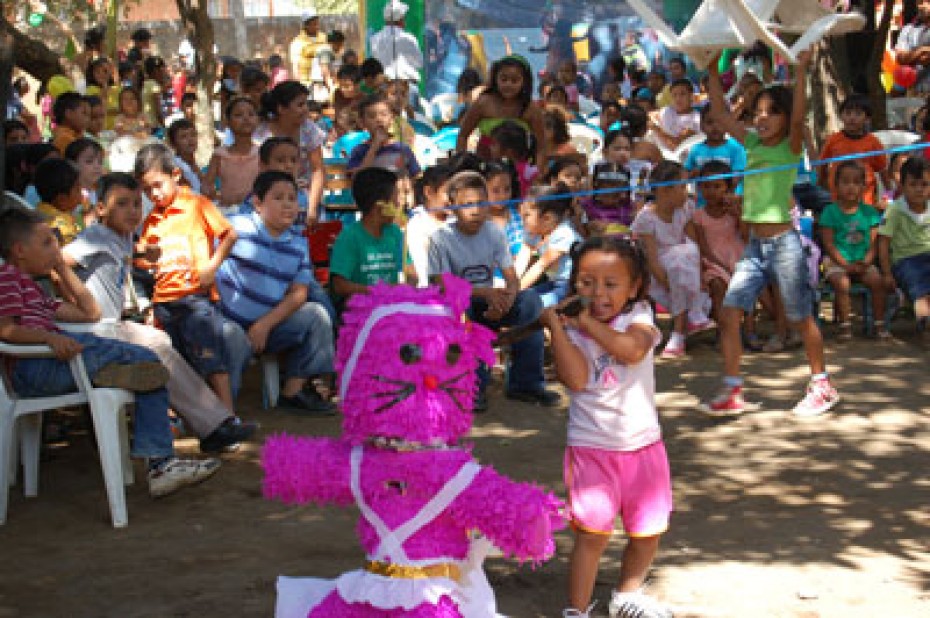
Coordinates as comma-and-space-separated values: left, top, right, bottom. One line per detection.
810, 38, 852, 151
0, 13, 63, 84
176, 0, 217, 167
229, 0, 249, 60
0, 28, 13, 195
867, 0, 895, 130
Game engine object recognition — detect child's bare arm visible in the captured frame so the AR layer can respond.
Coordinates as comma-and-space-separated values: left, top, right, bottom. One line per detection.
539, 307, 588, 391
820, 227, 848, 268
862, 227, 879, 266
201, 154, 220, 200
332, 274, 369, 298
0, 317, 84, 360
50, 257, 100, 323
247, 282, 308, 353
576, 314, 655, 366
455, 97, 483, 152
638, 233, 669, 288
199, 228, 238, 290
707, 55, 747, 143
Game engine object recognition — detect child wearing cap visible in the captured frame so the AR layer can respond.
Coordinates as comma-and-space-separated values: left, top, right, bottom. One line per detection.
582, 162, 637, 237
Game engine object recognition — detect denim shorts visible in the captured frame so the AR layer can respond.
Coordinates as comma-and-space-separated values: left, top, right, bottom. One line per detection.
723, 229, 814, 322
892, 252, 930, 301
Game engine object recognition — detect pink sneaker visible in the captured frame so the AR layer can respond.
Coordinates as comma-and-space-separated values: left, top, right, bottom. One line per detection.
792, 378, 840, 418
687, 318, 717, 336
660, 337, 685, 358
698, 384, 759, 417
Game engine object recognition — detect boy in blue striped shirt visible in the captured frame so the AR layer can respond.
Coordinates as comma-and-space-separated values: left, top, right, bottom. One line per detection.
217, 171, 336, 415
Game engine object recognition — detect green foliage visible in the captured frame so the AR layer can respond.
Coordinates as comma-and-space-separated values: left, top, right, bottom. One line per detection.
291, 0, 358, 15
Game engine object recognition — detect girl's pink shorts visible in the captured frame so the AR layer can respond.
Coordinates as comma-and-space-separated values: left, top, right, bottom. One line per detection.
564, 441, 673, 536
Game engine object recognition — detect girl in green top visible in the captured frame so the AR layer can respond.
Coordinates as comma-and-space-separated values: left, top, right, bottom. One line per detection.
456, 55, 547, 168
699, 49, 840, 420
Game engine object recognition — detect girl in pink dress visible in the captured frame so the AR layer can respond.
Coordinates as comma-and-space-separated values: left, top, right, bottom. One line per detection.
203, 96, 260, 215
691, 161, 745, 321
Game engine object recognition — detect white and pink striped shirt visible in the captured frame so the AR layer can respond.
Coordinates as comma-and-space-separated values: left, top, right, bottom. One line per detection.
0, 263, 60, 332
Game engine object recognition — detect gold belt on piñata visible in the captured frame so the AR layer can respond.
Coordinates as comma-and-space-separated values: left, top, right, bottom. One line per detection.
364, 560, 461, 583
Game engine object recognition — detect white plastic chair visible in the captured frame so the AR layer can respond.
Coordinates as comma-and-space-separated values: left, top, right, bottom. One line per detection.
568, 123, 604, 161
430, 93, 461, 125
262, 355, 280, 410
873, 129, 920, 151
0, 340, 134, 528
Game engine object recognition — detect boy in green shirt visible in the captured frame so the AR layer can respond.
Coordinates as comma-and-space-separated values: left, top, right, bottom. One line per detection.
330, 167, 404, 308
877, 156, 930, 341
819, 161, 887, 339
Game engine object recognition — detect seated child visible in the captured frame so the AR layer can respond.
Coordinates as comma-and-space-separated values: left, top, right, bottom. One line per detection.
133, 144, 250, 412
113, 87, 152, 138
359, 57, 386, 96
519, 183, 581, 307
63, 172, 257, 452
50, 92, 90, 155
346, 93, 421, 179
691, 161, 745, 321
684, 107, 747, 206
407, 164, 453, 287
819, 161, 888, 339
0, 201, 220, 497
484, 159, 526, 263
64, 138, 105, 226
650, 78, 700, 152
167, 118, 203, 193
333, 64, 362, 116
240, 136, 336, 322
84, 94, 106, 139
4, 119, 30, 145
217, 171, 336, 415
583, 161, 636, 237
819, 94, 888, 207
541, 156, 585, 237
878, 156, 930, 339
384, 78, 416, 145
329, 167, 404, 304
203, 97, 260, 214
34, 158, 83, 244
427, 171, 559, 409
488, 120, 537, 197
631, 161, 713, 358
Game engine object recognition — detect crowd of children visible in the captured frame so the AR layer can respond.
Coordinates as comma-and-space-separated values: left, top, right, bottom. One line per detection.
6, 23, 930, 618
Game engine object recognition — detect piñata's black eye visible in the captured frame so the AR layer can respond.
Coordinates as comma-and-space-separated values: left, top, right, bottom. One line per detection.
399, 343, 422, 365
446, 343, 462, 365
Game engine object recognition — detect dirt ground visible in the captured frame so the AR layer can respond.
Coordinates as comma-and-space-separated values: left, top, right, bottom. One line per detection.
1, 323, 928, 618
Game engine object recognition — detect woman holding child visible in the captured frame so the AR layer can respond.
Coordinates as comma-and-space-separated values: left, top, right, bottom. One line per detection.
256, 81, 326, 226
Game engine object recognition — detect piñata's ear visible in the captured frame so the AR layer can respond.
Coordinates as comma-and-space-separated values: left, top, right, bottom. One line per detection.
440, 272, 472, 317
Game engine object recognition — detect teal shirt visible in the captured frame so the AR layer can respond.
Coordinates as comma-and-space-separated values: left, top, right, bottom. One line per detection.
330, 221, 403, 287
819, 202, 881, 263
743, 132, 801, 224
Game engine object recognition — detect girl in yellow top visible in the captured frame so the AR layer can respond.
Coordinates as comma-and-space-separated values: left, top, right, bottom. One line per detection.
85, 57, 120, 130
456, 55, 547, 168
700, 49, 840, 420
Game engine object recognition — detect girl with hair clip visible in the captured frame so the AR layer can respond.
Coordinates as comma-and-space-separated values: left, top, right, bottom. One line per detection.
539, 236, 673, 618
456, 55, 548, 167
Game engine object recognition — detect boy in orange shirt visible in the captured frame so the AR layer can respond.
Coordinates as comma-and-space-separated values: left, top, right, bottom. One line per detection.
819, 94, 888, 207
134, 144, 249, 412
50, 92, 90, 155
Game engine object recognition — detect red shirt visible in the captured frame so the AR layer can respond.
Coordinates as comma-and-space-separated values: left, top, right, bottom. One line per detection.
0, 263, 61, 332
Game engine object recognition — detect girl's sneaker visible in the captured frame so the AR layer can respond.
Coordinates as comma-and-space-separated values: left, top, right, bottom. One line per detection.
698, 384, 759, 417
792, 378, 840, 419
608, 591, 673, 618
563, 603, 596, 618
660, 333, 686, 358
836, 322, 853, 341
686, 318, 716, 336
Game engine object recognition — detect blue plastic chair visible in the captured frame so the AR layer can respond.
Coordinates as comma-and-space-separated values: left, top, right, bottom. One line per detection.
431, 126, 460, 154
332, 131, 369, 159
409, 118, 436, 137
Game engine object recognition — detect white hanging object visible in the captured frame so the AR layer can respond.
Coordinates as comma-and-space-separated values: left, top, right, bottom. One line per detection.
627, 0, 866, 68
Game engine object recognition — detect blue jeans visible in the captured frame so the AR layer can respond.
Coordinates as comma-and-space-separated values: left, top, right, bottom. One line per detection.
153, 295, 251, 389
468, 289, 545, 393
307, 279, 337, 325
892, 251, 930, 301
532, 280, 570, 308
248, 303, 335, 379
11, 332, 173, 458
723, 229, 814, 322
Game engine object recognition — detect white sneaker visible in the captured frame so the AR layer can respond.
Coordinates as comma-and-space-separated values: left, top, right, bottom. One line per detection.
564, 603, 596, 617
148, 457, 221, 498
792, 378, 840, 419
608, 590, 673, 618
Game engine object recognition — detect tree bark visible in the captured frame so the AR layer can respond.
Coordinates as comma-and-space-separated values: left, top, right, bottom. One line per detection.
810, 38, 852, 151
176, 0, 217, 167
0, 13, 63, 84
0, 27, 13, 195
229, 0, 249, 60
867, 0, 894, 129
